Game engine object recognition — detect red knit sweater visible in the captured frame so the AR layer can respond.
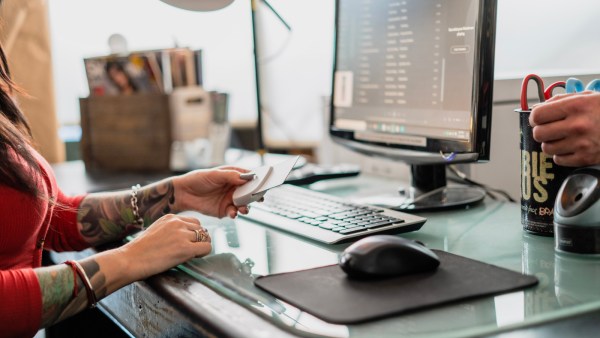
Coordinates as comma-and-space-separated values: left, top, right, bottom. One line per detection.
0, 150, 88, 338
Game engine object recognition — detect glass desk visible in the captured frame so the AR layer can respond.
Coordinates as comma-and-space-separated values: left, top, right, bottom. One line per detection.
175, 175, 600, 338
50, 161, 600, 337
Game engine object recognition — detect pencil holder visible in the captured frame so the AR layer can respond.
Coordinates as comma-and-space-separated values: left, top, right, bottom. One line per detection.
518, 109, 574, 236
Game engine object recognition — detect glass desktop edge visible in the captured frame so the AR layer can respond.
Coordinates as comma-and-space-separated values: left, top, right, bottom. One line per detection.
175, 255, 600, 338
176, 263, 348, 338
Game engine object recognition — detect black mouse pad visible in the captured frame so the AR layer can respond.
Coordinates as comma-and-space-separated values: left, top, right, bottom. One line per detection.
254, 250, 538, 324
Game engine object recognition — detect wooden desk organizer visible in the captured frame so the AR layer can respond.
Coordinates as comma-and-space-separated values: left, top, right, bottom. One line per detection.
80, 94, 172, 172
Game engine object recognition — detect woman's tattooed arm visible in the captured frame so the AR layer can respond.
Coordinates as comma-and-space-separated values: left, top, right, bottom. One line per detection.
37, 259, 106, 328
77, 179, 176, 246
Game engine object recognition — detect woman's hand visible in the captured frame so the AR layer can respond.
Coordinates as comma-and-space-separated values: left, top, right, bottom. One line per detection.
530, 92, 600, 167
171, 166, 252, 218
34, 215, 211, 330
115, 214, 212, 281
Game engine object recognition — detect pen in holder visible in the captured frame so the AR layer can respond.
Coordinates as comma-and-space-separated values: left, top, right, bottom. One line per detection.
518, 74, 573, 236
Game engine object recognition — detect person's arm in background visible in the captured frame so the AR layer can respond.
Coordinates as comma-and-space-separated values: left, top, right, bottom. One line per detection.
530, 91, 600, 167
35, 167, 250, 330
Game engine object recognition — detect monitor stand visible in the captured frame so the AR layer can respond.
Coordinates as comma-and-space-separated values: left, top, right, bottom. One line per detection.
392, 164, 486, 212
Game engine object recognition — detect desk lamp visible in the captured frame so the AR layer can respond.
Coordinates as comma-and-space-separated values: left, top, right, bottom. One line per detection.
159, 0, 292, 164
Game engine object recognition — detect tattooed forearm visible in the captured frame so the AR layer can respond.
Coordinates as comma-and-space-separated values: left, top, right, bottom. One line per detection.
81, 259, 108, 302
77, 179, 175, 246
37, 259, 109, 328
37, 265, 86, 328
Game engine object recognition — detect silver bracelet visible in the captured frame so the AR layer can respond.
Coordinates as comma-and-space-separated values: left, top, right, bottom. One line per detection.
130, 184, 145, 229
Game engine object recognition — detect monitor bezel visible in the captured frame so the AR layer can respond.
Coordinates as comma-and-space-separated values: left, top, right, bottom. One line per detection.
329, 0, 497, 165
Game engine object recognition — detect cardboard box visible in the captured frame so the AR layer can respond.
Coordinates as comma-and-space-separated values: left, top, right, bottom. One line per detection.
80, 94, 172, 172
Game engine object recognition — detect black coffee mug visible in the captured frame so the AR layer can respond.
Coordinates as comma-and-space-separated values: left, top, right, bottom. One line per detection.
518, 109, 575, 236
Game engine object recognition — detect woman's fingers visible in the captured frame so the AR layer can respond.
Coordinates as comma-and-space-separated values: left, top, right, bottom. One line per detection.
189, 228, 211, 243
172, 216, 212, 244
216, 167, 253, 186
226, 205, 238, 219
155, 214, 211, 244
190, 241, 212, 258
120, 214, 214, 280
218, 166, 250, 173
173, 215, 201, 229
222, 205, 250, 219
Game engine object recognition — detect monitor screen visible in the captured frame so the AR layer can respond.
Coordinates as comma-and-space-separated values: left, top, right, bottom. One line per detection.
330, 0, 496, 165
329, 0, 497, 211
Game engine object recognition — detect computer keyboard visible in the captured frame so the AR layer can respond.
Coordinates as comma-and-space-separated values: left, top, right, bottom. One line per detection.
241, 184, 427, 244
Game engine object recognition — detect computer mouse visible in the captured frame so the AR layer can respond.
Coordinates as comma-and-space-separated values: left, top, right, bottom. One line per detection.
554, 165, 600, 254
339, 235, 440, 278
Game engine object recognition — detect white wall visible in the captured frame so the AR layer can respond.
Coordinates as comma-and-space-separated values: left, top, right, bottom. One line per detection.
49, 0, 256, 125
254, 0, 335, 148
48, 0, 600, 195
494, 0, 600, 79
48, 0, 335, 149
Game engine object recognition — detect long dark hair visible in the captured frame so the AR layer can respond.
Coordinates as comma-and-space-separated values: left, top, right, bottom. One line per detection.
0, 41, 42, 196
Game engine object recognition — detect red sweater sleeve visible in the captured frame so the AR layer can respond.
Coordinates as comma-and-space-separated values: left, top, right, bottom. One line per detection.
45, 190, 89, 252
0, 268, 42, 338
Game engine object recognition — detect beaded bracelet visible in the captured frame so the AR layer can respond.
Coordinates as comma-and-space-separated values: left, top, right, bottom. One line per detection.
64, 260, 97, 308
130, 184, 145, 229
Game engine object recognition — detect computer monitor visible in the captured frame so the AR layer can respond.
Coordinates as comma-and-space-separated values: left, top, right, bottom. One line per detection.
330, 0, 497, 211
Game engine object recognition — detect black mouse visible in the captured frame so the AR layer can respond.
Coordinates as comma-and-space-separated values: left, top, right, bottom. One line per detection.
339, 235, 440, 278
